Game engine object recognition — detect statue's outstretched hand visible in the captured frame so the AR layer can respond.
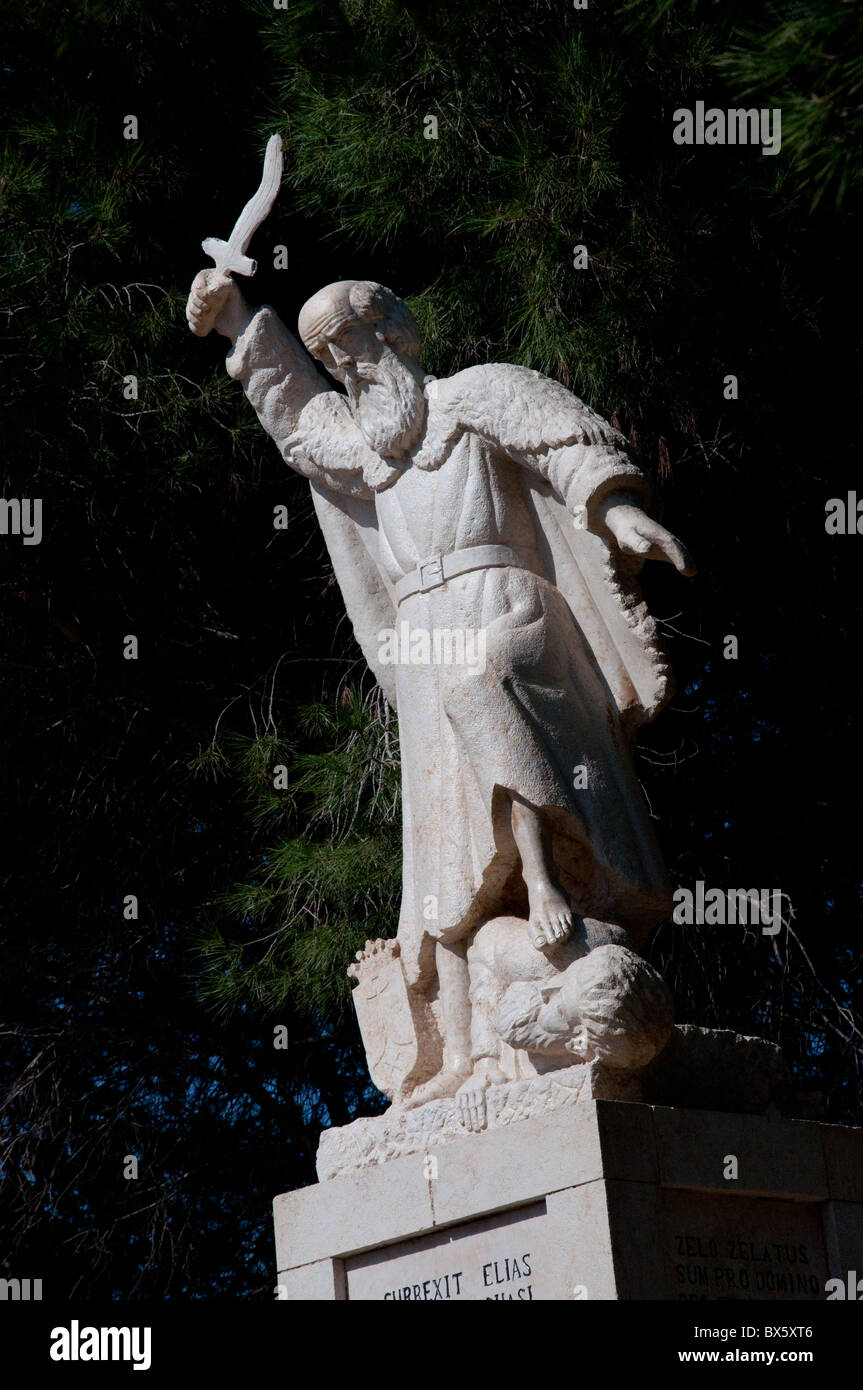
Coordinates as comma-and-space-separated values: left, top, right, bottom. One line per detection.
186, 268, 249, 340
600, 499, 696, 577
455, 1059, 507, 1133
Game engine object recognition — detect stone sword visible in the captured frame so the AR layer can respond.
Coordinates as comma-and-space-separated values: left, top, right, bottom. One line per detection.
201, 132, 284, 278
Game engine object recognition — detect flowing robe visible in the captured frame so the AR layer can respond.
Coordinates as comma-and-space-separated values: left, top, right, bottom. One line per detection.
227, 307, 673, 990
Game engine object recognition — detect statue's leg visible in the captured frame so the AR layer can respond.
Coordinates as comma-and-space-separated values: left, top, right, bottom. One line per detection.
436, 939, 472, 1077
466, 950, 506, 1072
402, 939, 473, 1106
509, 794, 574, 952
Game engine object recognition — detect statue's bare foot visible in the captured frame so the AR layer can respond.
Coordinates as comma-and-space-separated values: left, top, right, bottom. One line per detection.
346, 936, 397, 981
510, 798, 574, 952
357, 937, 394, 962
402, 1065, 471, 1109
526, 886, 573, 952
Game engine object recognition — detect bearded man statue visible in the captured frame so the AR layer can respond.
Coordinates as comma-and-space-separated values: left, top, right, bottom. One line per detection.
186, 268, 694, 1113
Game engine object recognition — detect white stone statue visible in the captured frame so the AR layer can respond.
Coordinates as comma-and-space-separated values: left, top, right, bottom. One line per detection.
187, 184, 694, 1130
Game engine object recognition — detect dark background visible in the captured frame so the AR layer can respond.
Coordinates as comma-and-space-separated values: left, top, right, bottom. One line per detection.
0, 0, 861, 1298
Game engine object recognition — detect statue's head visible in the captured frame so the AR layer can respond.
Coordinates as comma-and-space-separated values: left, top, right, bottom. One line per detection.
298, 281, 425, 459
495, 945, 673, 1071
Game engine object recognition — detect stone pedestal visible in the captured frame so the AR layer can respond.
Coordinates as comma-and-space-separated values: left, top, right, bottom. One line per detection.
273, 1101, 863, 1300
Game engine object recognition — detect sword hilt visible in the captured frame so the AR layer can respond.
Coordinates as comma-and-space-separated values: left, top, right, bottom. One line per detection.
201, 237, 256, 279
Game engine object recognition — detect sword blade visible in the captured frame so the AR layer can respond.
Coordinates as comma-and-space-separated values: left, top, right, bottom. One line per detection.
202, 133, 284, 277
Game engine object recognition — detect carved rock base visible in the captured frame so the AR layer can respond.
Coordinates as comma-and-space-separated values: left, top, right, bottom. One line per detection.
316, 1024, 802, 1182
316, 1062, 638, 1182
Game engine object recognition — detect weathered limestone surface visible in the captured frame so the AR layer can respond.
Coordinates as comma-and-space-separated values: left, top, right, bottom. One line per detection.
316, 1023, 795, 1181
317, 1061, 639, 1181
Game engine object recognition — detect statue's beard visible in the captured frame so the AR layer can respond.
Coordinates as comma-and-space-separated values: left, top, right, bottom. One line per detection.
346, 349, 426, 459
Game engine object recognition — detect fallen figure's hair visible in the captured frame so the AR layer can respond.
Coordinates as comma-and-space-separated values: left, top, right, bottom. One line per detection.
495, 944, 674, 1071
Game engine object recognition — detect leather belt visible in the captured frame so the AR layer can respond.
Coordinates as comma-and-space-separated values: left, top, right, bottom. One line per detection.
394, 544, 530, 605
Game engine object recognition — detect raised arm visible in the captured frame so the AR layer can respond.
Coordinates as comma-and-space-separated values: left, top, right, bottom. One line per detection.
186, 270, 384, 499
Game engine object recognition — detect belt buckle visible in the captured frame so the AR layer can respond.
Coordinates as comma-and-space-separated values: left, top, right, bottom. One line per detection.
418, 556, 444, 591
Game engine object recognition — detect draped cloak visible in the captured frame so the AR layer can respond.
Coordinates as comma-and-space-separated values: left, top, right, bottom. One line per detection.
227, 307, 674, 992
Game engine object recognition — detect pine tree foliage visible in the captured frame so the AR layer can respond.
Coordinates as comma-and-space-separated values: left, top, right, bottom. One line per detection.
194, 687, 401, 1020
254, 0, 814, 426
719, 0, 863, 209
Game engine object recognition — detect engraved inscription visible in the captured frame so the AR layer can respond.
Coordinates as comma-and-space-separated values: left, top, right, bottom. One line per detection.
661, 1193, 827, 1301
346, 1203, 544, 1301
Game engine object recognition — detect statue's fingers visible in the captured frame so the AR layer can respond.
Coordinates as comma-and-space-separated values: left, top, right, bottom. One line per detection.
186, 293, 210, 321
651, 535, 696, 576
194, 291, 220, 316
676, 542, 697, 577
620, 526, 651, 557
202, 268, 235, 297
191, 270, 220, 303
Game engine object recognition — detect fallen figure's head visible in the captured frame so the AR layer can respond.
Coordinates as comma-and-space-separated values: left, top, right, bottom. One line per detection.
495, 944, 674, 1071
